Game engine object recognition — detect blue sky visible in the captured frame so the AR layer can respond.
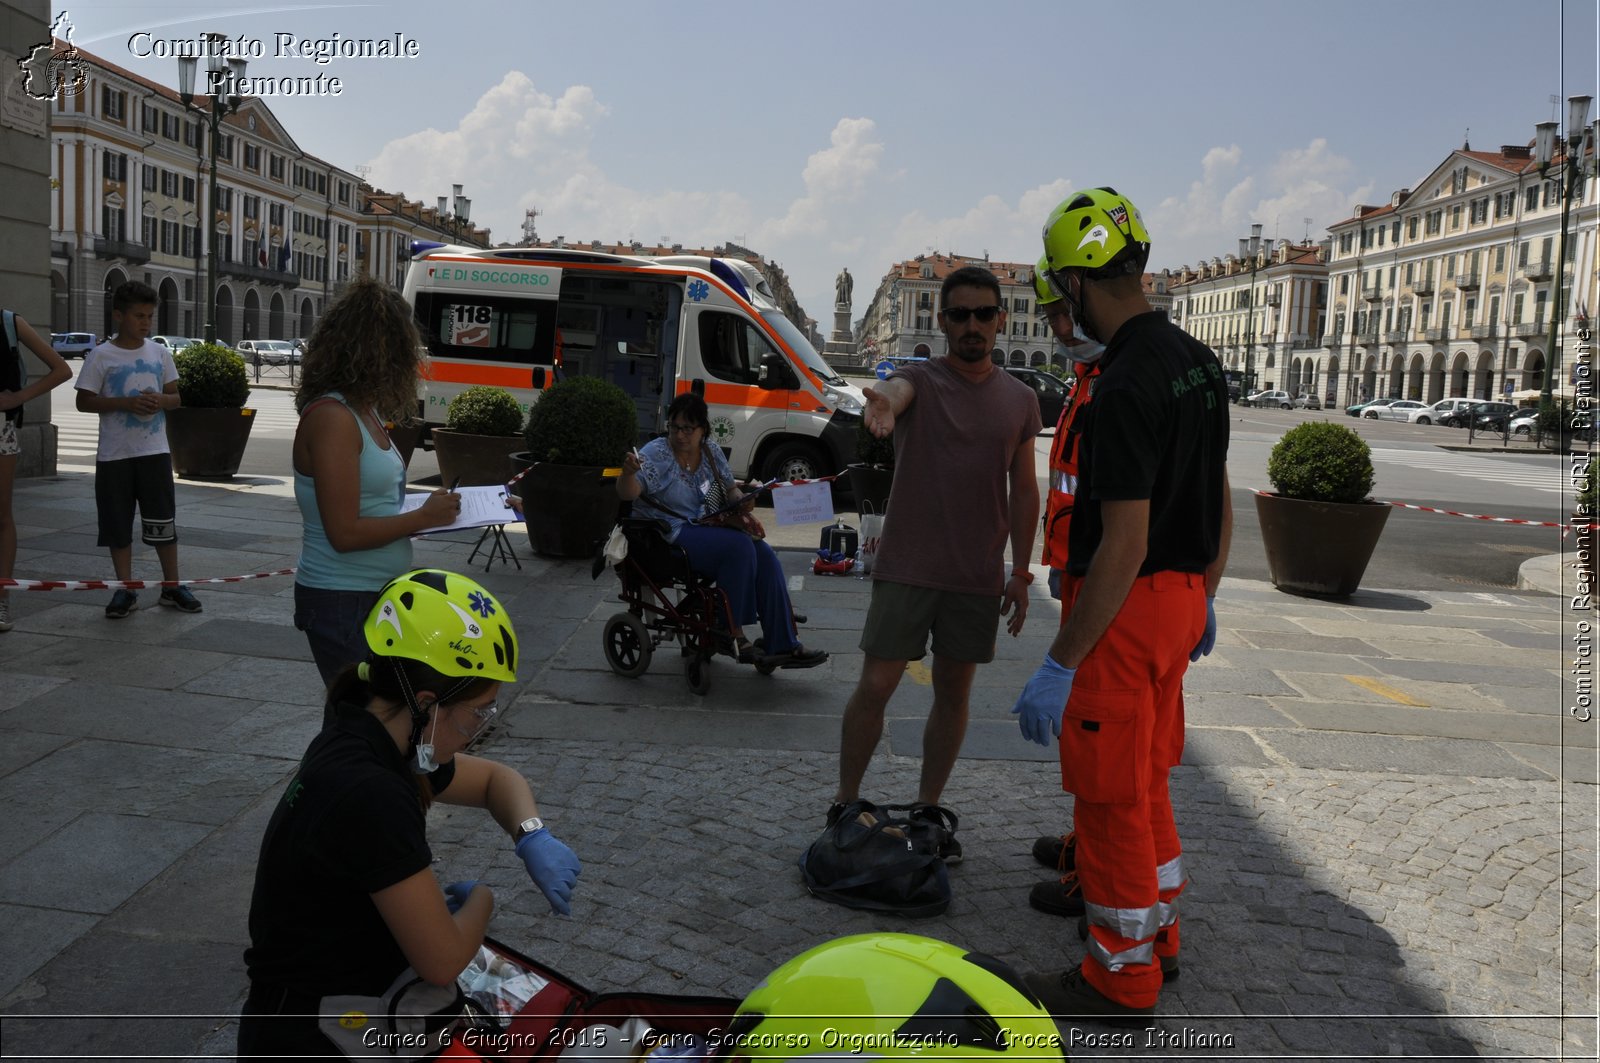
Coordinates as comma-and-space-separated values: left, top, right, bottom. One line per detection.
56, 0, 1600, 324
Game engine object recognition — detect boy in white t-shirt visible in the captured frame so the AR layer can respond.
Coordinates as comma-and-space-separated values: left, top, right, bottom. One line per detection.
75, 281, 202, 618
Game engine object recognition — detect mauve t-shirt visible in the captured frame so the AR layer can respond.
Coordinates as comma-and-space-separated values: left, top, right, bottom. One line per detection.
871, 358, 1040, 595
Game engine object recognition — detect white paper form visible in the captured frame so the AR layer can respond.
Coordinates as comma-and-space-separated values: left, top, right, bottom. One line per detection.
402, 485, 519, 534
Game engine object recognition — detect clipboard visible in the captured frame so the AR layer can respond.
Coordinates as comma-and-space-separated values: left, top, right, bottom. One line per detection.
402, 485, 517, 534
690, 478, 779, 525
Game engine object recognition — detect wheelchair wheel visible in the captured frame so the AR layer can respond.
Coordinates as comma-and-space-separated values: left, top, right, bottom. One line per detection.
603, 613, 652, 678
754, 659, 778, 676
683, 652, 712, 695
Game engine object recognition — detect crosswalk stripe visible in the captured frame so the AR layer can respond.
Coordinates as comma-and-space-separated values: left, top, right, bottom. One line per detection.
1369, 447, 1569, 494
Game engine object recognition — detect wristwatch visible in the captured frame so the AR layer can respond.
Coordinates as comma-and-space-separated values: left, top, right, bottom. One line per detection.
512, 816, 544, 841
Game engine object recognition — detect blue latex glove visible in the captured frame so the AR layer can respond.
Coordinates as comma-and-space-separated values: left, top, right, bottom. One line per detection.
443, 880, 477, 914
515, 828, 581, 916
1189, 596, 1217, 662
1012, 654, 1076, 746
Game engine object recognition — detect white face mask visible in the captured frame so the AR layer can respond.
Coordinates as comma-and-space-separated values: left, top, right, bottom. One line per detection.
412, 706, 441, 774
1056, 324, 1105, 365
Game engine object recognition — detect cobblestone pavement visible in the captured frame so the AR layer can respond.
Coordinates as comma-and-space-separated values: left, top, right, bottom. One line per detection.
0, 473, 1593, 1061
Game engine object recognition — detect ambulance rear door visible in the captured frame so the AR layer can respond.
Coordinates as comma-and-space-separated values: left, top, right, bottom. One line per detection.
408, 258, 563, 425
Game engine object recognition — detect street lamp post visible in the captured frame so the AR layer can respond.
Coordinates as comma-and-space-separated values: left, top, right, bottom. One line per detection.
1533, 93, 1594, 409
177, 34, 246, 346
437, 184, 472, 243
1237, 223, 1273, 405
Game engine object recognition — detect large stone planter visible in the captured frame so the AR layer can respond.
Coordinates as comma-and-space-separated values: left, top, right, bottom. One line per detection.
845, 462, 894, 518
511, 452, 620, 559
166, 406, 256, 479
431, 428, 522, 487
1255, 492, 1391, 598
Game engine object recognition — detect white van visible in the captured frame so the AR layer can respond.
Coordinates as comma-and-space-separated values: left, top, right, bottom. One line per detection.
403, 244, 866, 481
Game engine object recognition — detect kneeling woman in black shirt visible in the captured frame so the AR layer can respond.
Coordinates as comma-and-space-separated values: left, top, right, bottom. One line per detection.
238, 568, 580, 1058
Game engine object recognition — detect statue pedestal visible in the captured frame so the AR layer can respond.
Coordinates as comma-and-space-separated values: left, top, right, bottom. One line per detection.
822, 304, 856, 361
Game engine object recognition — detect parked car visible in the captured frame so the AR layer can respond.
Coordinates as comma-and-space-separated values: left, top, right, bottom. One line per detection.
235, 339, 298, 366
1472, 402, 1527, 433
1365, 399, 1431, 423
151, 335, 202, 354
1438, 400, 1506, 428
1003, 366, 1068, 429
1249, 389, 1293, 409
1429, 397, 1476, 423
1347, 397, 1398, 417
1508, 408, 1540, 437
50, 332, 98, 358
1291, 394, 1321, 410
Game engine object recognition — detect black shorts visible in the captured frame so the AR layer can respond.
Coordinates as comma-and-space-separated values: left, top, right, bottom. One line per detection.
95, 453, 177, 548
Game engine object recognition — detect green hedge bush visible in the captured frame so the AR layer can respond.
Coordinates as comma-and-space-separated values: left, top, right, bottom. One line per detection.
446, 385, 525, 436
173, 342, 249, 408
523, 375, 637, 467
1267, 421, 1375, 504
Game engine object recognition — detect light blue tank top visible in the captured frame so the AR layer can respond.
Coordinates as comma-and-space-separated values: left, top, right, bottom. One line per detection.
293, 392, 412, 590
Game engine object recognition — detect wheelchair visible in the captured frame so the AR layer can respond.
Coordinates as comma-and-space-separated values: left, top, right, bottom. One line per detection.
598, 517, 802, 695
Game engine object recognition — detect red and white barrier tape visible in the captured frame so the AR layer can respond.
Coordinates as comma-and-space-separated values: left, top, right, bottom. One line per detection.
1253, 489, 1595, 533
0, 568, 296, 591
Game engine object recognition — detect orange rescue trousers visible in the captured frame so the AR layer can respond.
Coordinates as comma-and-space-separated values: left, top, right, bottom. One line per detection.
1059, 570, 1205, 1008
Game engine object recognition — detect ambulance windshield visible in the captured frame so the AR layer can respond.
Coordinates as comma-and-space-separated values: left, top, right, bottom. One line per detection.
761, 309, 845, 385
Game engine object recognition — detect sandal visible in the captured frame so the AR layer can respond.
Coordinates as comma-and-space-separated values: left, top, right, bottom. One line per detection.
735, 638, 759, 664
775, 645, 829, 670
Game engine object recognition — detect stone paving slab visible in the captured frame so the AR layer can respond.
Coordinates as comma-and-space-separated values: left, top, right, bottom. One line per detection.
0, 473, 1594, 1058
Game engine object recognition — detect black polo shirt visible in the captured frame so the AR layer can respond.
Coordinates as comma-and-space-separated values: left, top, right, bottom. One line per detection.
1067, 312, 1230, 577
244, 701, 457, 997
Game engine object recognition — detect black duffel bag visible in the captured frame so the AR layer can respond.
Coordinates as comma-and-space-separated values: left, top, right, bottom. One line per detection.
798, 800, 951, 917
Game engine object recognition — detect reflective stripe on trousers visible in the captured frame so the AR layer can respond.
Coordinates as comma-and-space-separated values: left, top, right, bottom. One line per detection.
1060, 572, 1203, 1008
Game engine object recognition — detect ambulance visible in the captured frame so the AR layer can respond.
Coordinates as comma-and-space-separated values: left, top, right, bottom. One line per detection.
402, 243, 866, 482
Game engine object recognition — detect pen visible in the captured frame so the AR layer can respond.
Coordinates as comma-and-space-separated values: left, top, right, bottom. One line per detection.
450, 477, 461, 491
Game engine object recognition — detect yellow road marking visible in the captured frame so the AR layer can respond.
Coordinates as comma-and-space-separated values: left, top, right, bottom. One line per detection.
905, 660, 932, 686
1344, 674, 1427, 707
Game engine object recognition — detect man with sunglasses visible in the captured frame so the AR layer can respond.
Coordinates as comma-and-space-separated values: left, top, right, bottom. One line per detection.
829, 265, 1041, 866
1012, 188, 1230, 1022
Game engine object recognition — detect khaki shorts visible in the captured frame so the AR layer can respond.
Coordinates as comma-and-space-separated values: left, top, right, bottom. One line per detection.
859, 579, 1000, 663
0, 420, 18, 457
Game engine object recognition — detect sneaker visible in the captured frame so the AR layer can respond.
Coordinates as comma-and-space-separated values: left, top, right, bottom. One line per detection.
1032, 831, 1076, 871
908, 803, 962, 866
1021, 967, 1155, 1024
1076, 915, 1180, 983
0, 598, 11, 632
158, 586, 203, 613
1029, 871, 1084, 916
105, 589, 138, 619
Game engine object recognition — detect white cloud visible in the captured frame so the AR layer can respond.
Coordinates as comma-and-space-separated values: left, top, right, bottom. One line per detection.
365, 74, 755, 250
888, 178, 1076, 266
758, 118, 884, 241
1148, 139, 1379, 270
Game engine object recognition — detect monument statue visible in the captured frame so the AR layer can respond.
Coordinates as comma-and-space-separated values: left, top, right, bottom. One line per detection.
835, 267, 853, 309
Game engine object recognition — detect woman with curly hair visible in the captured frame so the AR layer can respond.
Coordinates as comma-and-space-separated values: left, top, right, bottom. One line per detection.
292, 276, 458, 695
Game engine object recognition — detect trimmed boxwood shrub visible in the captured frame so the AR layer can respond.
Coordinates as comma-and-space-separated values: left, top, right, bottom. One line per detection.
173, 342, 249, 408
1267, 421, 1375, 504
446, 385, 525, 436
522, 375, 637, 467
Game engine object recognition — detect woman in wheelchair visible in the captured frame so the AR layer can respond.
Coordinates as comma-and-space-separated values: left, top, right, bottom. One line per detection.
618, 393, 827, 669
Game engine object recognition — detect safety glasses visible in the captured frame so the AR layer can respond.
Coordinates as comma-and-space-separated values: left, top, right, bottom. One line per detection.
942, 305, 1003, 324
453, 701, 498, 742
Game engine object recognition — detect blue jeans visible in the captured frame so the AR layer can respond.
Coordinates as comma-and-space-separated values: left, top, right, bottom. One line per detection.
673, 525, 798, 653
293, 583, 381, 692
